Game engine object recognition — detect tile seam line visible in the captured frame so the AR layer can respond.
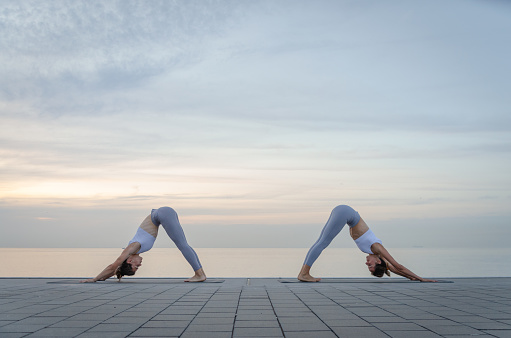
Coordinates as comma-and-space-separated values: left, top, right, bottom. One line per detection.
330, 284, 490, 335
231, 280, 244, 338
287, 284, 341, 338
2, 283, 157, 334
265, 286, 285, 337
81, 284, 198, 337
317, 285, 400, 338
174, 284, 221, 338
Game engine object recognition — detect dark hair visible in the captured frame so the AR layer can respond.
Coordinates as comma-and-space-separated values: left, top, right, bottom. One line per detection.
115, 259, 136, 281
372, 258, 390, 278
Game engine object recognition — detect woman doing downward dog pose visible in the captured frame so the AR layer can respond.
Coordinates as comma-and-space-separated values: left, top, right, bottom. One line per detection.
81, 207, 206, 283
298, 205, 436, 282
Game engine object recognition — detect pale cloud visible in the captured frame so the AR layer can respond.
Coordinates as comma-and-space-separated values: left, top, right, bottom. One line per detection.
1, 0, 510, 248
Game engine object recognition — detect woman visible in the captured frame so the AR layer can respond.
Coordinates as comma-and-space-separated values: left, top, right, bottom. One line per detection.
298, 205, 436, 282
81, 206, 206, 283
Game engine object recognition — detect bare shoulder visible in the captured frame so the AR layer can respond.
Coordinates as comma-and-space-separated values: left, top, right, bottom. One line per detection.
125, 241, 141, 253
373, 244, 402, 269
371, 242, 386, 255
113, 243, 140, 266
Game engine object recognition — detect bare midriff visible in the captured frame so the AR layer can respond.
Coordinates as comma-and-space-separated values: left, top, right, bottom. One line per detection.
349, 217, 370, 241
139, 215, 158, 237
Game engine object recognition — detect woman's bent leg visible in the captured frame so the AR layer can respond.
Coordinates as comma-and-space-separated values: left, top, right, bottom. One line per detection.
157, 207, 203, 272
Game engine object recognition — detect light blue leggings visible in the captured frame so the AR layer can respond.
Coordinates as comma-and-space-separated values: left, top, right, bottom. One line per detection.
303, 205, 361, 267
151, 207, 202, 271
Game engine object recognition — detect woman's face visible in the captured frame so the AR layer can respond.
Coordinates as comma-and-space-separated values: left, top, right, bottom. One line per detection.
128, 255, 143, 272
365, 255, 380, 273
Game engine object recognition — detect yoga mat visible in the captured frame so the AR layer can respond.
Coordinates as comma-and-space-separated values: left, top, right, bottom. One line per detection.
48, 278, 224, 284
279, 278, 453, 283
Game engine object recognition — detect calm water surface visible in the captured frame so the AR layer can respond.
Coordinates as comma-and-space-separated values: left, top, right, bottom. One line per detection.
2, 248, 510, 278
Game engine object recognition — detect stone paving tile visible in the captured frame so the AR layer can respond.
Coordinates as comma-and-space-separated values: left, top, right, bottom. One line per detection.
362, 316, 407, 323
188, 323, 233, 331
130, 327, 185, 336
397, 312, 445, 320
232, 327, 283, 336
0, 323, 48, 333
372, 322, 426, 331
0, 313, 32, 321
194, 312, 236, 318
24, 327, 89, 337
151, 314, 195, 321
87, 323, 142, 331
274, 309, 313, 317
320, 313, 364, 321
383, 331, 443, 338
235, 314, 278, 321
180, 332, 231, 338
236, 309, 275, 315
0, 320, 16, 327
49, 320, 102, 327
324, 318, 372, 326
280, 321, 330, 332
1, 277, 511, 337
284, 332, 337, 338
277, 316, 324, 324
101, 316, 149, 324
68, 313, 115, 321
13, 316, 67, 325
330, 326, 389, 337
142, 320, 189, 328
467, 321, 511, 329
32, 308, 90, 317
77, 332, 135, 338
412, 319, 465, 326
426, 324, 485, 335
482, 330, 511, 338
0, 334, 28, 338
199, 307, 237, 313
234, 320, 280, 328
481, 313, 511, 320
190, 317, 234, 325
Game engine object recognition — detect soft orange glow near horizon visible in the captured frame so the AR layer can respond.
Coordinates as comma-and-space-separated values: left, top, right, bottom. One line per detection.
1, 1, 510, 249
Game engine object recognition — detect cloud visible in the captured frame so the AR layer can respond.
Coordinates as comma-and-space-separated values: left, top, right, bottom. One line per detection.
1, 0, 511, 249
0, 0, 252, 111
1, 0, 509, 136
2, 1, 509, 128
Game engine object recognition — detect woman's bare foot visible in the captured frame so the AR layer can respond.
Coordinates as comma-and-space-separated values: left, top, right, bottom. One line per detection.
298, 273, 321, 282
297, 264, 321, 282
185, 268, 206, 282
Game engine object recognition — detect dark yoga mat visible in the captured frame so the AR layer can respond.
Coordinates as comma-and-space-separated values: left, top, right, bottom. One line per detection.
279, 278, 453, 283
48, 278, 224, 284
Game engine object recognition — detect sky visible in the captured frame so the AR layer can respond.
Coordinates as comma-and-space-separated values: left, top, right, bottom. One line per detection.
1, 0, 510, 250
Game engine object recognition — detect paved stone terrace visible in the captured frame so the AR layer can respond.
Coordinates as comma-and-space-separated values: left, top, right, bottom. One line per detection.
1, 277, 511, 337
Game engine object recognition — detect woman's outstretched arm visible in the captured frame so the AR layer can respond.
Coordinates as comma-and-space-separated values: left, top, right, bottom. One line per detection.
80, 242, 141, 283
372, 244, 437, 282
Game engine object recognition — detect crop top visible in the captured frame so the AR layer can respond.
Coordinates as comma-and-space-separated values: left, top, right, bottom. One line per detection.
354, 229, 382, 254
128, 227, 157, 254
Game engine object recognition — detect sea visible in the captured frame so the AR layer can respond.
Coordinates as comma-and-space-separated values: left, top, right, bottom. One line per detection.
2, 248, 510, 279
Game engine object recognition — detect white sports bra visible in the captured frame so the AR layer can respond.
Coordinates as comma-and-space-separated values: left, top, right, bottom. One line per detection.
354, 229, 382, 254
128, 227, 156, 254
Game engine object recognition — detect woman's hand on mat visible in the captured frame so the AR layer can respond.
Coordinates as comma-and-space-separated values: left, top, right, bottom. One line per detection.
79, 279, 96, 283
420, 278, 438, 282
